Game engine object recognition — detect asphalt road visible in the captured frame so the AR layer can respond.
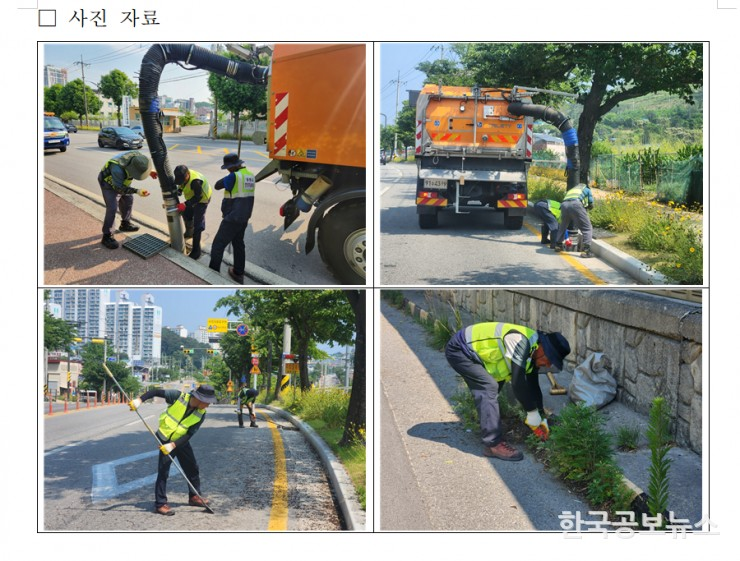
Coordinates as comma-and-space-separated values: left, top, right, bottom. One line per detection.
380, 162, 633, 285
42, 401, 342, 530
43, 126, 336, 285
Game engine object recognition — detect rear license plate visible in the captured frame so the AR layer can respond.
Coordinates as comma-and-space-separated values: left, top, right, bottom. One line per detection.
423, 178, 447, 189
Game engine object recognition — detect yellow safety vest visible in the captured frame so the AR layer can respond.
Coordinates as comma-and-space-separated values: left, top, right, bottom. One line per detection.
101, 151, 141, 189
157, 393, 206, 442
223, 167, 255, 200
181, 169, 212, 204
563, 184, 589, 207
465, 322, 539, 382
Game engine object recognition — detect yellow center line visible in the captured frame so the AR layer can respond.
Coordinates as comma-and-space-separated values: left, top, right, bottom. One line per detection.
262, 411, 289, 530
197, 146, 202, 154
169, 144, 179, 151
524, 222, 607, 285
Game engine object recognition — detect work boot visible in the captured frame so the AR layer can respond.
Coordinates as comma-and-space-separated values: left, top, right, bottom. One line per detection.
119, 221, 140, 232
184, 220, 194, 239
580, 244, 594, 258
483, 441, 523, 461
188, 249, 201, 260
155, 504, 174, 516
101, 234, 119, 249
250, 421, 258, 428
188, 495, 210, 507
228, 266, 244, 284
553, 243, 564, 252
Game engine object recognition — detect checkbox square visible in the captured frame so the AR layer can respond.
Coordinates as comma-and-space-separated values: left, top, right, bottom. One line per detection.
39, 9, 57, 27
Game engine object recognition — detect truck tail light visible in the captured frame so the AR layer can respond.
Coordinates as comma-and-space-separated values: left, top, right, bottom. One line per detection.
418, 191, 439, 199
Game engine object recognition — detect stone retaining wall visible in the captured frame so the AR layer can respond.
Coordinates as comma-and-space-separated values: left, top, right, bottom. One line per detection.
417, 289, 703, 453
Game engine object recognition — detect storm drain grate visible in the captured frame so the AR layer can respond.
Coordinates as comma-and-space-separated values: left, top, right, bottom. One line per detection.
122, 233, 170, 259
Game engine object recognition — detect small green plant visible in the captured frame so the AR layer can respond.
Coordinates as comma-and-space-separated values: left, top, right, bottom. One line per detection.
382, 290, 405, 309
646, 397, 672, 527
615, 424, 640, 451
450, 388, 478, 431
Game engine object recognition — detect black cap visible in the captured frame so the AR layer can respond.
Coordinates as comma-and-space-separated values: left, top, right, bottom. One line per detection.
191, 384, 217, 404
538, 332, 571, 371
221, 153, 245, 170
173, 165, 189, 185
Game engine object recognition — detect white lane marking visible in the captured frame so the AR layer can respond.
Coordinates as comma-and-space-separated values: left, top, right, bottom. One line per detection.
91, 450, 183, 503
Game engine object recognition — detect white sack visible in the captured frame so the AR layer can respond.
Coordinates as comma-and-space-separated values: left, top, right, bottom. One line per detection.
568, 352, 616, 409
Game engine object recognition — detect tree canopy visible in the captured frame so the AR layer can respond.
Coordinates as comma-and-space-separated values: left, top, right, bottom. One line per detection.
99, 69, 138, 125
57, 79, 102, 119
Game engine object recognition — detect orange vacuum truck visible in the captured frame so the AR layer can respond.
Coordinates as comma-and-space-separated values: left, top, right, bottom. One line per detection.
139, 44, 366, 284
414, 84, 578, 230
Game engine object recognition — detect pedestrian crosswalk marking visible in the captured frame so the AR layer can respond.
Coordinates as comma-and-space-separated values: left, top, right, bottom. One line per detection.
91, 450, 183, 502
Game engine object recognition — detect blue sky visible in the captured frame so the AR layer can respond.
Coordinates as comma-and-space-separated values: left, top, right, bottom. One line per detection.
43, 43, 214, 102
379, 43, 452, 125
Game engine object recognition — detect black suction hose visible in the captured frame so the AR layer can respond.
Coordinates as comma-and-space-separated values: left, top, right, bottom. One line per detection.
508, 102, 580, 189
138, 44, 269, 251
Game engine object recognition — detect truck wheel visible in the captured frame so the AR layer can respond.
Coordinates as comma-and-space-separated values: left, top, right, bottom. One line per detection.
504, 214, 524, 230
418, 212, 438, 229
318, 201, 365, 284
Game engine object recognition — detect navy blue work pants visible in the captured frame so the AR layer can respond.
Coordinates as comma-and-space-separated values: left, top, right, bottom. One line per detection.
155, 440, 201, 507
98, 175, 133, 236
208, 219, 249, 276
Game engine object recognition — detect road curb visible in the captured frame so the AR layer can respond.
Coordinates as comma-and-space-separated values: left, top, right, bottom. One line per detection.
263, 404, 366, 531
526, 203, 669, 285
44, 173, 296, 286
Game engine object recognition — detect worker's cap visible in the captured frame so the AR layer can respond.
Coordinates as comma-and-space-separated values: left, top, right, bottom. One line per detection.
125, 154, 152, 181
173, 165, 190, 185
191, 384, 217, 404
221, 153, 245, 170
538, 332, 571, 371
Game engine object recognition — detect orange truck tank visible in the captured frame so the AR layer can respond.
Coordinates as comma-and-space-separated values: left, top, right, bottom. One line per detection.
266, 44, 365, 169
414, 84, 535, 230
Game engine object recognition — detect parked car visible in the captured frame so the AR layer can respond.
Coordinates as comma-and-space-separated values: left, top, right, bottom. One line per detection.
129, 125, 145, 137
98, 127, 144, 149
65, 122, 78, 133
43, 115, 70, 152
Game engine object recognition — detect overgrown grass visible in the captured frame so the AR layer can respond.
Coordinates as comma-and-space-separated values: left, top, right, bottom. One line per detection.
529, 174, 703, 284
264, 387, 366, 510
615, 425, 641, 451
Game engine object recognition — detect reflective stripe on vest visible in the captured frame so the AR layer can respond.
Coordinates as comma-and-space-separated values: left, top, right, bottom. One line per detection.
181, 169, 212, 204
464, 322, 538, 382
224, 168, 255, 200
101, 151, 140, 189
158, 393, 205, 442
563, 184, 588, 207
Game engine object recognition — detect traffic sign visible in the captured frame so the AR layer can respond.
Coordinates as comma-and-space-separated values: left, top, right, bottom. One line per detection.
107, 357, 117, 362
285, 362, 299, 374
251, 357, 259, 365
207, 318, 229, 333
236, 324, 249, 337
250, 365, 260, 374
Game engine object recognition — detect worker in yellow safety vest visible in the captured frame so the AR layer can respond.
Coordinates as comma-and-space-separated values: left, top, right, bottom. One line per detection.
173, 165, 212, 260
129, 384, 217, 515
445, 322, 570, 461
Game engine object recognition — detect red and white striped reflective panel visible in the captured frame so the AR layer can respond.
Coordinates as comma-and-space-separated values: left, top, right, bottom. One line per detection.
274, 92, 289, 157
415, 120, 422, 154
525, 124, 533, 158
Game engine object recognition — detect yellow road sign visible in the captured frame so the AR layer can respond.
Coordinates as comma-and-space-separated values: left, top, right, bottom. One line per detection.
207, 318, 229, 333
250, 365, 261, 374
285, 363, 299, 374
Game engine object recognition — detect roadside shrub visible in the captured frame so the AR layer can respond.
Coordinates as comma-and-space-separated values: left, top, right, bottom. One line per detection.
527, 176, 566, 202
615, 425, 640, 451
294, 388, 349, 429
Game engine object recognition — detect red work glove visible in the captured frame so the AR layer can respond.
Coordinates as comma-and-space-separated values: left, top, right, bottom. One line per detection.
176, 203, 186, 212
150, 171, 158, 179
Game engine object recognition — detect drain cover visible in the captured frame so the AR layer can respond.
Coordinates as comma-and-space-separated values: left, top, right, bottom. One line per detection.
122, 233, 170, 259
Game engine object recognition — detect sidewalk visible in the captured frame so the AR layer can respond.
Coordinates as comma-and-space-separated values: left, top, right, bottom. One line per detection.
44, 177, 292, 285
380, 293, 702, 531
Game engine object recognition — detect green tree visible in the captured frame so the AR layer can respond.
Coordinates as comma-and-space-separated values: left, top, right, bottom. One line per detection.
339, 290, 366, 445
44, 84, 64, 115
416, 43, 702, 184
393, 101, 416, 152
208, 50, 268, 135
99, 69, 139, 126
58, 79, 102, 120
79, 342, 139, 397
215, 290, 355, 392
44, 311, 77, 352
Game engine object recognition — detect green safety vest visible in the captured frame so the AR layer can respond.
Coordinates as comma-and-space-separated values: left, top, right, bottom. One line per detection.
181, 169, 212, 204
157, 393, 206, 442
547, 200, 562, 221
464, 322, 539, 382
101, 151, 142, 189
224, 167, 255, 200
563, 184, 589, 207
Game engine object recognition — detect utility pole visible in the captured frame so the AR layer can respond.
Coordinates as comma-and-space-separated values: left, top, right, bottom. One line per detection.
391, 70, 407, 157
74, 55, 91, 127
